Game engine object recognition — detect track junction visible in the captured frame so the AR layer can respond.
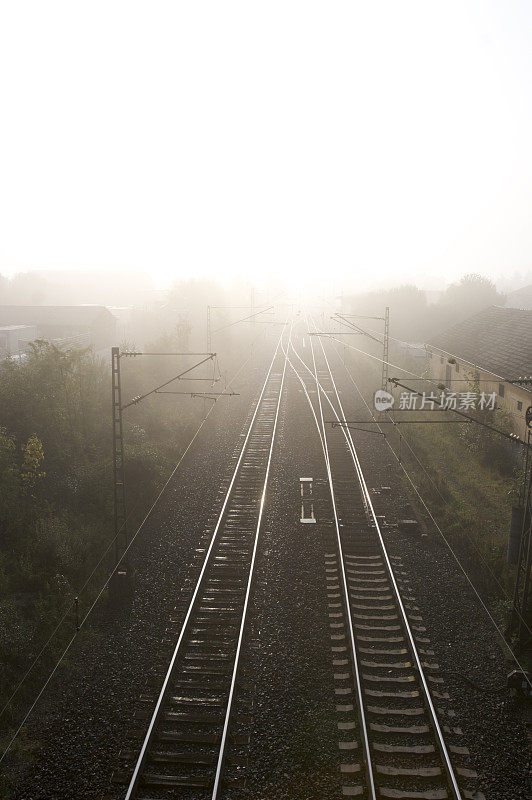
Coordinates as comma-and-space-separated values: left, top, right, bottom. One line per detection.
112, 320, 497, 800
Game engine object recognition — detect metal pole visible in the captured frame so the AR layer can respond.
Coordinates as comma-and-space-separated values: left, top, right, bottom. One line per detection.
509, 432, 531, 640
381, 306, 389, 393
518, 454, 532, 651
207, 305, 212, 352
250, 289, 254, 366
111, 347, 127, 569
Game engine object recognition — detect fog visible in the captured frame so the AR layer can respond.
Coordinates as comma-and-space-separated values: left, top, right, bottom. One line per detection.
2, 2, 532, 296
0, 267, 519, 358
1, 2, 532, 344
2, 6, 532, 797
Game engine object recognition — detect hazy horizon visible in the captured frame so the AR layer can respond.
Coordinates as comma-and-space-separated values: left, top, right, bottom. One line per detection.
1, 265, 532, 298
1, 2, 532, 294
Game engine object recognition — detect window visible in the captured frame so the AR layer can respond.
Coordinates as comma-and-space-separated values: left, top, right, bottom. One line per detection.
499, 383, 505, 398
455, 362, 459, 373
517, 400, 523, 411
445, 365, 452, 388
440, 356, 444, 364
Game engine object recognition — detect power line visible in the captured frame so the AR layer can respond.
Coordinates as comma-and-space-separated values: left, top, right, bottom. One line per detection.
122, 354, 215, 409
296, 319, 532, 679
121, 352, 215, 357
329, 336, 532, 638
389, 377, 528, 446
314, 333, 423, 380
329, 338, 532, 685
317, 331, 528, 446
212, 305, 274, 333
333, 314, 383, 345
0, 338, 262, 763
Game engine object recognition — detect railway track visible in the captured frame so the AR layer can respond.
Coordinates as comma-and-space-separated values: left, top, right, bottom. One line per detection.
118, 326, 290, 799
115, 317, 484, 800
286, 322, 482, 800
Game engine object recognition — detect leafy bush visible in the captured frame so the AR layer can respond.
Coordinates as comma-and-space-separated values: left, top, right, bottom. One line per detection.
0, 340, 205, 724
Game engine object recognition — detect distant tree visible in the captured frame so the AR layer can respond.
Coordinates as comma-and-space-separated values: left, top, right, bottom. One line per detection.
0, 273, 8, 302
20, 434, 45, 495
7, 271, 50, 304
349, 284, 428, 341
441, 273, 505, 320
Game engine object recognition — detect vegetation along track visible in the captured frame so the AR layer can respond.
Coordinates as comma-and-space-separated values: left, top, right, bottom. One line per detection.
116, 325, 290, 800
285, 319, 482, 800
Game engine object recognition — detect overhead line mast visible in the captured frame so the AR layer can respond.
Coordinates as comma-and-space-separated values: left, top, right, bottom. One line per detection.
110, 347, 220, 601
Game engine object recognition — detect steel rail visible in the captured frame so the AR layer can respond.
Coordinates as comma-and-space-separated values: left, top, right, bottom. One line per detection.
295, 325, 377, 800
309, 322, 463, 800
211, 323, 292, 798
289, 328, 370, 517
334, 339, 532, 681
123, 325, 288, 800
288, 322, 463, 798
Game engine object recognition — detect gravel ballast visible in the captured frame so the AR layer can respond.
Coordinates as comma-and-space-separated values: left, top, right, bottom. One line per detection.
3, 334, 530, 799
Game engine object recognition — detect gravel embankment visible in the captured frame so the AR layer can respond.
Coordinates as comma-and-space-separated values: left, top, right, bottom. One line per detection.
225, 368, 344, 800
4, 342, 273, 800
5, 337, 530, 800
330, 349, 531, 800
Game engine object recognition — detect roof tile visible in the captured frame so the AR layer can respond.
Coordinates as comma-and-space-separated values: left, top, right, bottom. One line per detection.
429, 306, 532, 378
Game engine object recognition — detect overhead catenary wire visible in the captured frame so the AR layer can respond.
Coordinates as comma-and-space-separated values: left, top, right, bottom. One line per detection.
331, 316, 532, 393
312, 333, 423, 380
331, 342, 532, 640
303, 318, 377, 800
333, 315, 383, 345
317, 331, 529, 445
390, 377, 529, 446
297, 316, 462, 799
212, 305, 274, 333
121, 352, 215, 356
211, 323, 291, 800
290, 325, 532, 685
122, 354, 216, 409
331, 339, 532, 690
124, 323, 289, 800
0, 331, 266, 764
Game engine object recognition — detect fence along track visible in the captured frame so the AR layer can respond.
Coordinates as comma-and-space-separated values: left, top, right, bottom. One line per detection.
122, 326, 290, 800
288, 322, 470, 800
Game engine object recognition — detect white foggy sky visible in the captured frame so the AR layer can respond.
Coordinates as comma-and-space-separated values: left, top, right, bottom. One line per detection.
1, 1, 532, 293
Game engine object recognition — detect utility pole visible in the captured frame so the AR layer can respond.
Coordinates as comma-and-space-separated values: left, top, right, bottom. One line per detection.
328, 308, 390, 401
111, 347, 129, 598
510, 426, 532, 654
250, 288, 255, 367
109, 347, 220, 603
381, 306, 390, 394
207, 305, 212, 352
518, 474, 532, 654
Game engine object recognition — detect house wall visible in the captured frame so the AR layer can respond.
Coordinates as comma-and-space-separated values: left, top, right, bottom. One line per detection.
0, 325, 38, 357
37, 317, 115, 350
426, 345, 532, 440
91, 315, 116, 349
0, 307, 116, 351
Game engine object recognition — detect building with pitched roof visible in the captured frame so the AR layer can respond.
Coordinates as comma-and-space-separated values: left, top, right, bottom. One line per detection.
506, 284, 532, 310
0, 305, 116, 351
426, 305, 532, 439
